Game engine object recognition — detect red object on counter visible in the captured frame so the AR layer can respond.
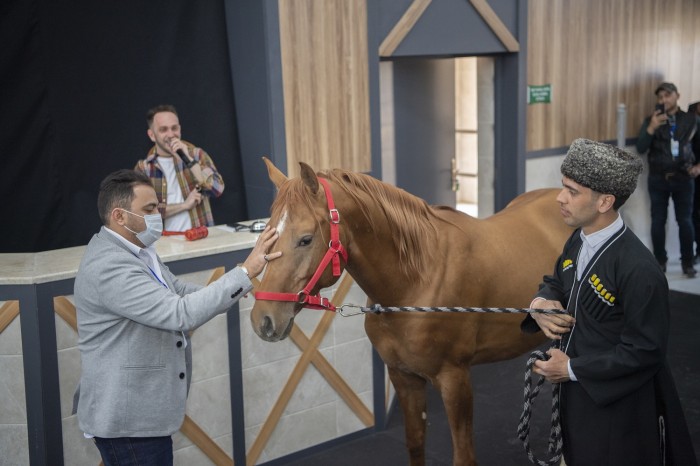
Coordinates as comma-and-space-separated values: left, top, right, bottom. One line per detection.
162, 226, 209, 241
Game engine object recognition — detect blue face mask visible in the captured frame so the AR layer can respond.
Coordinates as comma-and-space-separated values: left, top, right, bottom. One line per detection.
121, 209, 163, 247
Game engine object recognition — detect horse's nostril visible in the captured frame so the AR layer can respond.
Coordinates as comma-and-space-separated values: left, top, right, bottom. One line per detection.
262, 316, 274, 338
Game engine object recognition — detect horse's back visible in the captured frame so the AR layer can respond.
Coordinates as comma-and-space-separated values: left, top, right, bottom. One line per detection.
483, 188, 571, 277
432, 188, 560, 222
503, 188, 559, 208
489, 188, 571, 249
497, 188, 561, 220
428, 188, 571, 307
432, 188, 569, 247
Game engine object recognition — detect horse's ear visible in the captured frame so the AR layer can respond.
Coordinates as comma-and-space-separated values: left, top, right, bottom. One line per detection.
263, 156, 288, 189
299, 162, 319, 194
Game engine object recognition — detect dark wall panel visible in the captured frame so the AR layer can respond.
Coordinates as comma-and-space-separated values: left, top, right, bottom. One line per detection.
1, 0, 246, 252
394, 58, 456, 207
226, 0, 287, 219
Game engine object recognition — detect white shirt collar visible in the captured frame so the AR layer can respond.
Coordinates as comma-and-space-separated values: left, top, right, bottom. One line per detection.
580, 214, 623, 248
104, 225, 166, 286
104, 227, 158, 260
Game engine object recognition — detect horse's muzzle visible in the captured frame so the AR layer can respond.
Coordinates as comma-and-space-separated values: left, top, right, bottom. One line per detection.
254, 313, 295, 342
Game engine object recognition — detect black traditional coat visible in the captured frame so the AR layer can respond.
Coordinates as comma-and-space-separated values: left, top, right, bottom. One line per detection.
522, 225, 697, 466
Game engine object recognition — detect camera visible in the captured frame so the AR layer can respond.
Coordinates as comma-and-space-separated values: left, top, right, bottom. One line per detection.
654, 103, 667, 125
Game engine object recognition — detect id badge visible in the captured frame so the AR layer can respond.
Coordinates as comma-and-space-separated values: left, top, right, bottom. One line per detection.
671, 139, 679, 157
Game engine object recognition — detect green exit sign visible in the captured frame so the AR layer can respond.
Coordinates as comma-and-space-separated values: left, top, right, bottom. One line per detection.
528, 84, 552, 104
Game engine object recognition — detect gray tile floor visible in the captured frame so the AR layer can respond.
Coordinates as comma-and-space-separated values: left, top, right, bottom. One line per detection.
666, 255, 700, 294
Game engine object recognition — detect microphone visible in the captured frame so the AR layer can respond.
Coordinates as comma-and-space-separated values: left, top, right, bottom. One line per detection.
176, 149, 196, 168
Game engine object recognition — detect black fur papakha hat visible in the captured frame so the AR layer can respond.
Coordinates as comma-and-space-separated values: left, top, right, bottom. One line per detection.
561, 138, 643, 199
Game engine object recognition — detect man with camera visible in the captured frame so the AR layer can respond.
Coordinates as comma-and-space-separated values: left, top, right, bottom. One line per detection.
636, 82, 697, 277
689, 101, 700, 263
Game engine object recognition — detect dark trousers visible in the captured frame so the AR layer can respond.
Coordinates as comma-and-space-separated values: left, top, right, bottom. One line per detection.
648, 173, 696, 265
694, 176, 700, 256
94, 436, 173, 466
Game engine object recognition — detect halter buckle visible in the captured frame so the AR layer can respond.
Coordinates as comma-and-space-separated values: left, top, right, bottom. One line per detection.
329, 208, 340, 224
318, 296, 332, 309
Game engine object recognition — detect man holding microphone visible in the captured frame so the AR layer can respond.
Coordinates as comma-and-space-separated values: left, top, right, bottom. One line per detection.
135, 104, 225, 231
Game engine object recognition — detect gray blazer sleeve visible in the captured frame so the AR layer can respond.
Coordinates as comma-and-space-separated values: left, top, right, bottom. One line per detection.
76, 230, 252, 332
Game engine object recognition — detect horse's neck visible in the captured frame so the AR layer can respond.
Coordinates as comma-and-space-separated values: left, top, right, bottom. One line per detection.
343, 208, 470, 306
344, 247, 404, 306
340, 205, 403, 302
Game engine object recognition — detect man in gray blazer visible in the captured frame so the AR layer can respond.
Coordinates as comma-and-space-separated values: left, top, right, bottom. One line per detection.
74, 169, 280, 465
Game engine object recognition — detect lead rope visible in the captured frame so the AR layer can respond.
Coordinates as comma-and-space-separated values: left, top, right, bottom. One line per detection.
337, 304, 568, 316
517, 348, 563, 466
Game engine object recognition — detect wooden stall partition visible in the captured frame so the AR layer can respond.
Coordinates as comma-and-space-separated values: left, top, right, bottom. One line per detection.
245, 272, 373, 465
527, 0, 700, 152
278, 0, 372, 176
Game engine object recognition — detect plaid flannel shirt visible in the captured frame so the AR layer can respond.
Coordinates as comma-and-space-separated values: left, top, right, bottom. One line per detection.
134, 140, 224, 228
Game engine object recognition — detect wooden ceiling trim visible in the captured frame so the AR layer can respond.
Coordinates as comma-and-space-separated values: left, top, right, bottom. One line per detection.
469, 0, 519, 52
379, 0, 432, 57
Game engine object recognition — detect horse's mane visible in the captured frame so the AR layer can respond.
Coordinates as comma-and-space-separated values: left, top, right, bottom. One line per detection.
270, 168, 439, 282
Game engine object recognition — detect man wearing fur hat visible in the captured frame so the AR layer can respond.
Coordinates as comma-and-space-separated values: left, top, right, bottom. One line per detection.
521, 139, 697, 466
636, 82, 697, 277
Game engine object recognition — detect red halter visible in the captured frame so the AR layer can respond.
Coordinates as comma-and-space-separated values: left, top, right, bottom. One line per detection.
254, 177, 348, 311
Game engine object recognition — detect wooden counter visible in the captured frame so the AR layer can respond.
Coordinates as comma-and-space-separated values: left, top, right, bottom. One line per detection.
0, 225, 258, 286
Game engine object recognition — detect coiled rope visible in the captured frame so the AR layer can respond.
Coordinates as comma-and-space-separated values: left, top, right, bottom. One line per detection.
517, 349, 563, 465
338, 303, 565, 465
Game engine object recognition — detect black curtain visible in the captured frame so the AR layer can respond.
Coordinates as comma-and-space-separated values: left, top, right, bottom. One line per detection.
1, 0, 247, 252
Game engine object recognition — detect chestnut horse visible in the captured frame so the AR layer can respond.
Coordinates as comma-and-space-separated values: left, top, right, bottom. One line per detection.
251, 158, 572, 465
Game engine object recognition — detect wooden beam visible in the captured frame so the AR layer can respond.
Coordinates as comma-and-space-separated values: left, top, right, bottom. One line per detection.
291, 324, 374, 427
379, 0, 432, 57
180, 415, 234, 466
245, 272, 368, 463
469, 0, 519, 52
207, 266, 226, 285
0, 301, 20, 334
331, 272, 354, 306
53, 296, 77, 331
246, 312, 336, 465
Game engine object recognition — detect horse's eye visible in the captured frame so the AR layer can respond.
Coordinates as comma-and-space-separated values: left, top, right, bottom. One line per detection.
297, 235, 313, 247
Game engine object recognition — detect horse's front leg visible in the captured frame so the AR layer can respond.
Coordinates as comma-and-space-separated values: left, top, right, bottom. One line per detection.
436, 367, 476, 466
388, 366, 428, 466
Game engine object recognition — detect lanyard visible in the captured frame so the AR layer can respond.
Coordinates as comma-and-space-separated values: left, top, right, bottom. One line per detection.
130, 249, 169, 289
669, 115, 677, 140
147, 265, 169, 289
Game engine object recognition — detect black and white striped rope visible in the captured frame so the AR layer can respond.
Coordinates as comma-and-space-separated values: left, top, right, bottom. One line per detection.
338, 304, 568, 317
517, 349, 563, 466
